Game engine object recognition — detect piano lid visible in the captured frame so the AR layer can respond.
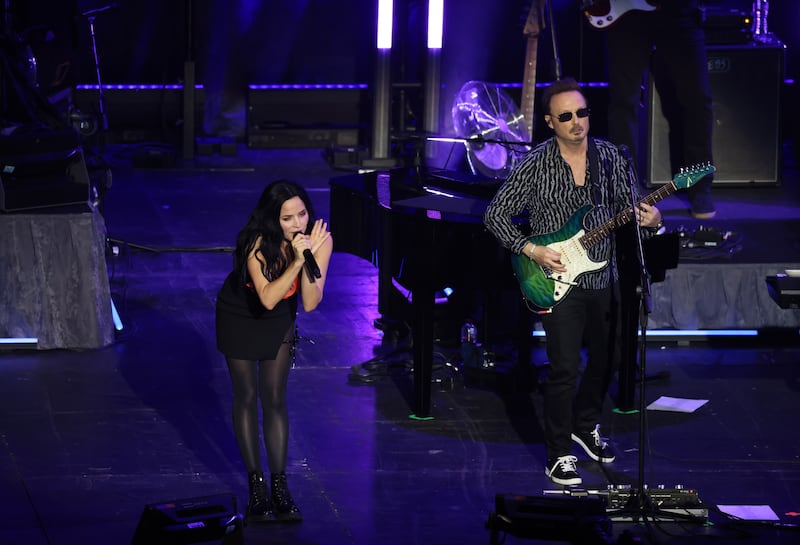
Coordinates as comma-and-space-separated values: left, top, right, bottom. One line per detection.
393, 193, 488, 223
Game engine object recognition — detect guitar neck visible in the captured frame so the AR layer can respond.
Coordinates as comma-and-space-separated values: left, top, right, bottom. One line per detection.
521, 1, 541, 142
580, 182, 676, 248
521, 36, 538, 141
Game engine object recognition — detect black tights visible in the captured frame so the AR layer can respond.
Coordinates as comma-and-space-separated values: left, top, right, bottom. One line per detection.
226, 326, 294, 475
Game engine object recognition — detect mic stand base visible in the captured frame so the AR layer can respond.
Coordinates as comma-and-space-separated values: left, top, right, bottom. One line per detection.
606, 492, 709, 523
543, 488, 709, 523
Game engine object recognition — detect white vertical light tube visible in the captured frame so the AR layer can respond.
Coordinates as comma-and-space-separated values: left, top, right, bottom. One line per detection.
427, 0, 443, 49
367, 0, 394, 165
377, 0, 393, 50
423, 0, 444, 158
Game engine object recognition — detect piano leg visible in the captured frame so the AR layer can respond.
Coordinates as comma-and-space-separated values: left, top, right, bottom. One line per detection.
410, 216, 436, 419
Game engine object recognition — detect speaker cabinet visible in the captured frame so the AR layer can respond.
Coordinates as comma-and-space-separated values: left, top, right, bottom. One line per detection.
130, 493, 243, 545
0, 127, 91, 212
246, 85, 366, 149
73, 85, 207, 144
648, 42, 784, 186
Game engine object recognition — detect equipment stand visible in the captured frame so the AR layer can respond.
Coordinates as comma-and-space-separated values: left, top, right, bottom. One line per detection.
80, 3, 117, 154
613, 149, 706, 524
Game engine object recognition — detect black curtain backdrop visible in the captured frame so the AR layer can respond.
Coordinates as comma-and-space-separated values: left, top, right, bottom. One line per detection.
7, 0, 800, 141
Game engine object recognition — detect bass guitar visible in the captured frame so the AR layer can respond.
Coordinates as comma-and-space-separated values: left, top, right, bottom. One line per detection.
511, 163, 714, 311
582, 0, 658, 30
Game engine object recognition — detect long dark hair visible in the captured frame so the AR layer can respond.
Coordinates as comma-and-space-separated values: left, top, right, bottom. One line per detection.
232, 180, 316, 285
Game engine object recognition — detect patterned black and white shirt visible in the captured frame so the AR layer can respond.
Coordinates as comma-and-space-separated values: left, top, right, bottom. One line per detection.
484, 136, 640, 290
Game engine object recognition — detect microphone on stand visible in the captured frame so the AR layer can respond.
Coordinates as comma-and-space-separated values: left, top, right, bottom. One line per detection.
293, 232, 321, 280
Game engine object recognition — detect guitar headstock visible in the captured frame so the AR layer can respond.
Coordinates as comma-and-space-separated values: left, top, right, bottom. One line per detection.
672, 163, 715, 190
524, 1, 541, 36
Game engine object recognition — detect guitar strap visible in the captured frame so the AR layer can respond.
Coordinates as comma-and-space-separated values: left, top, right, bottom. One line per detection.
587, 136, 620, 285
587, 137, 606, 207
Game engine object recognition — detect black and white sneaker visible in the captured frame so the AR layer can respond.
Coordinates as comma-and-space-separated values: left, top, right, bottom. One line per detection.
572, 424, 616, 463
545, 455, 582, 486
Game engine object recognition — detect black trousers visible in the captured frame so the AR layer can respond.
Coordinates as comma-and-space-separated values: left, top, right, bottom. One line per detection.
606, 7, 714, 201
540, 285, 617, 462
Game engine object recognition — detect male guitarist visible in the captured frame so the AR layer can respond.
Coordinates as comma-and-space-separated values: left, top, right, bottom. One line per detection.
484, 78, 663, 486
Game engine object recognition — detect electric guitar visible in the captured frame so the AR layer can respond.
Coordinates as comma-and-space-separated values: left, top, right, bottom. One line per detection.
511, 163, 715, 311
582, 0, 658, 30
521, 1, 542, 141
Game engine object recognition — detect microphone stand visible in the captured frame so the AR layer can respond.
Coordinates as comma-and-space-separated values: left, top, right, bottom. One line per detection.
425, 134, 534, 178
80, 4, 118, 153
624, 151, 652, 517
615, 153, 703, 524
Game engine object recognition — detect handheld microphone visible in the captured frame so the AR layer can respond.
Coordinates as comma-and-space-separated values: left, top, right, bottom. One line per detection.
293, 232, 321, 279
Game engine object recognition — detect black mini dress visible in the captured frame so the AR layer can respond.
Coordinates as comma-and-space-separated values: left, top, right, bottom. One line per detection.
215, 271, 298, 360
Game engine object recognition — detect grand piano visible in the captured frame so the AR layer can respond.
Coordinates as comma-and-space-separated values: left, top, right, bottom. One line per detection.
330, 167, 678, 418
330, 167, 529, 417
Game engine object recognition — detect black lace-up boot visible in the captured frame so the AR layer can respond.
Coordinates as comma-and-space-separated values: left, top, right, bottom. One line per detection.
270, 472, 302, 521
245, 471, 273, 523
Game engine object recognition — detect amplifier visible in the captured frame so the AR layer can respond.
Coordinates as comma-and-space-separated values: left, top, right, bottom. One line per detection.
703, 8, 753, 45
0, 127, 91, 212
766, 275, 800, 309
247, 127, 359, 149
648, 42, 784, 186
247, 86, 366, 149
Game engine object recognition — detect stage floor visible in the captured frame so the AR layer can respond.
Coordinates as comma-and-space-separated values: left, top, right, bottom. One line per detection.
1, 143, 799, 545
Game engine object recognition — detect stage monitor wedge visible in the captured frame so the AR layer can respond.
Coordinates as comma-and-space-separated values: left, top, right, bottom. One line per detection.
766, 275, 800, 310
130, 493, 243, 545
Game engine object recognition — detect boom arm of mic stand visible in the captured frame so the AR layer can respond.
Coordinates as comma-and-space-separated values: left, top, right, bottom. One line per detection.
466, 135, 535, 147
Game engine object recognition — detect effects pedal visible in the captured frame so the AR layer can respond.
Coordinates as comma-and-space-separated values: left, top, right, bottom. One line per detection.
605, 484, 708, 522
684, 225, 727, 248
543, 484, 709, 522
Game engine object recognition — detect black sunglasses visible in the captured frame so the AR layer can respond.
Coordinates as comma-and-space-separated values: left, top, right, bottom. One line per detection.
553, 107, 591, 123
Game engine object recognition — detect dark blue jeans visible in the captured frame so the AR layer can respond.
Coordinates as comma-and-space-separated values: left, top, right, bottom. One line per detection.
540, 285, 617, 462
